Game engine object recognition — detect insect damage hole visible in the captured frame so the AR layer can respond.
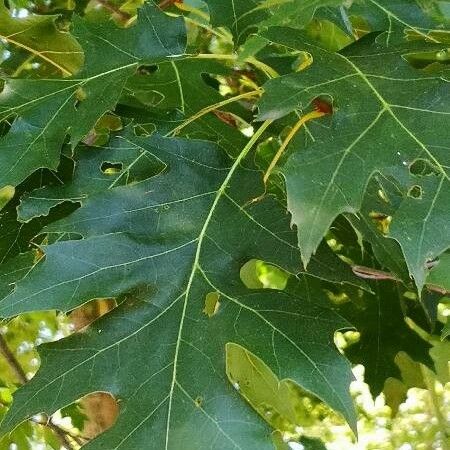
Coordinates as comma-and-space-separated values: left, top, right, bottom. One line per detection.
407, 185, 422, 199
101, 162, 123, 175
409, 158, 440, 177
203, 291, 220, 317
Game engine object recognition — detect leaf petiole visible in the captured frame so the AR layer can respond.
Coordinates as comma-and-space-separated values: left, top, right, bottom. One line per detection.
167, 88, 262, 136
263, 109, 325, 184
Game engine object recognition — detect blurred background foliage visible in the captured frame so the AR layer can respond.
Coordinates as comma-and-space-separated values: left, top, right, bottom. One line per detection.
0, 0, 449, 448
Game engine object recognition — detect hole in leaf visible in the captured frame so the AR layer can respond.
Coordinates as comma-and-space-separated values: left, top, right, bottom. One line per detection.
225, 343, 337, 436
194, 396, 203, 408
101, 162, 123, 175
240, 259, 289, 290
96, 114, 122, 133
369, 212, 391, 235
74, 87, 87, 109
201, 73, 220, 91
409, 159, 440, 177
77, 392, 119, 441
137, 64, 158, 75
203, 291, 220, 318
312, 95, 333, 115
377, 188, 389, 203
293, 51, 313, 71
324, 288, 350, 305
435, 48, 450, 62
0, 185, 15, 209
69, 298, 117, 332
407, 185, 422, 199
404, 48, 450, 69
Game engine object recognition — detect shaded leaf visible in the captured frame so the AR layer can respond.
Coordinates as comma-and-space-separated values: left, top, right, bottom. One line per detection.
0, 128, 356, 447
0, 3, 83, 76
340, 281, 432, 395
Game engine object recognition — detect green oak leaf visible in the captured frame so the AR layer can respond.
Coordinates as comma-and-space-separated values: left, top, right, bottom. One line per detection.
203, 0, 262, 41
16, 142, 163, 222
259, 0, 343, 30
0, 128, 356, 447
0, 3, 84, 77
0, 253, 34, 299
257, 27, 450, 290
0, 3, 186, 190
347, 0, 449, 43
204, 0, 448, 44
204, 0, 340, 43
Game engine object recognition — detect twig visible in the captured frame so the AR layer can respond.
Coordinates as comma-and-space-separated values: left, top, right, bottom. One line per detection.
159, 0, 179, 10
46, 421, 76, 450
351, 264, 450, 295
95, 0, 132, 23
351, 265, 401, 282
0, 334, 78, 449
0, 334, 27, 384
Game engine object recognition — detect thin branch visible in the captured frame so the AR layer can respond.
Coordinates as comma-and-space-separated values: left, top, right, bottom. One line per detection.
351, 264, 450, 295
0, 334, 27, 384
95, 0, 132, 23
159, 0, 179, 10
0, 334, 79, 449
46, 421, 76, 450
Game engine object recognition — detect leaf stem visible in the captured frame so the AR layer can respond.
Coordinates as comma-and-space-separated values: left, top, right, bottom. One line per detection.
183, 17, 228, 39
167, 88, 262, 136
263, 110, 325, 184
246, 56, 279, 78
174, 1, 209, 20
193, 53, 236, 60
192, 53, 279, 78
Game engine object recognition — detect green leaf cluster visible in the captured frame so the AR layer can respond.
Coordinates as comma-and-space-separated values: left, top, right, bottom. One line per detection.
0, 0, 449, 448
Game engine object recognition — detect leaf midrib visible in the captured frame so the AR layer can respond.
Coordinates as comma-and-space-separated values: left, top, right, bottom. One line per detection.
163, 120, 272, 449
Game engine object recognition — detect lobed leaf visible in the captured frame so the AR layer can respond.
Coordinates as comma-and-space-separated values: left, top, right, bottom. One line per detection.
258, 27, 450, 290
0, 128, 357, 447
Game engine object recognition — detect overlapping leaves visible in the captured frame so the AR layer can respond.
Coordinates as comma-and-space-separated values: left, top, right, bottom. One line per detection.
0, 3, 83, 76
0, 3, 185, 189
258, 27, 450, 290
0, 0, 448, 448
